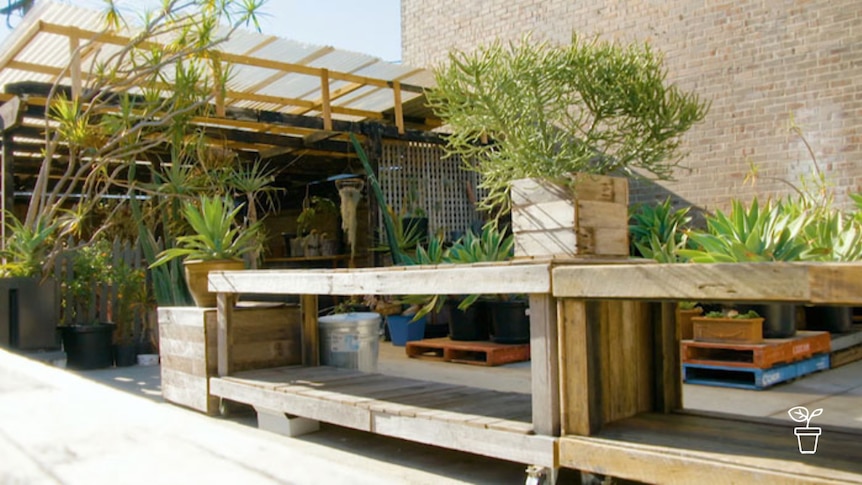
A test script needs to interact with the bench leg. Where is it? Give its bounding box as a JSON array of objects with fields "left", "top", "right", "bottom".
[{"left": 254, "top": 406, "right": 320, "bottom": 437}]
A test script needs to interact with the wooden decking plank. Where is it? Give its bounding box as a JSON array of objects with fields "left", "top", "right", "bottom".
[
  {"left": 366, "top": 386, "right": 495, "bottom": 415},
  {"left": 413, "top": 390, "right": 520, "bottom": 421},
  {"left": 486, "top": 419, "right": 535, "bottom": 434},
  {"left": 559, "top": 412, "right": 862, "bottom": 484},
  {"left": 294, "top": 377, "right": 450, "bottom": 406},
  {"left": 424, "top": 393, "right": 532, "bottom": 426}
]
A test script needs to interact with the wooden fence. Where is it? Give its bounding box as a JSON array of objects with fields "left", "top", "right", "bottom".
[{"left": 52, "top": 238, "right": 157, "bottom": 347}]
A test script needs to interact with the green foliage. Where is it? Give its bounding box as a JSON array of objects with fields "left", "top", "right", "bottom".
[
  {"left": 704, "top": 310, "right": 760, "bottom": 319},
  {"left": 400, "top": 236, "right": 450, "bottom": 320},
  {"left": 62, "top": 240, "right": 113, "bottom": 324},
  {"left": 297, "top": 196, "right": 338, "bottom": 235},
  {"left": 677, "top": 198, "right": 808, "bottom": 262},
  {"left": 678, "top": 301, "right": 699, "bottom": 310},
  {"left": 0, "top": 212, "right": 57, "bottom": 278},
  {"left": 427, "top": 34, "right": 709, "bottom": 213},
  {"left": 151, "top": 196, "right": 263, "bottom": 266},
  {"left": 629, "top": 198, "right": 692, "bottom": 263},
  {"left": 446, "top": 223, "right": 515, "bottom": 311}
]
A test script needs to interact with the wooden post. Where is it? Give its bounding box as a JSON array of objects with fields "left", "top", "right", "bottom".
[
  {"left": 393, "top": 80, "right": 404, "bottom": 134},
  {"left": 320, "top": 68, "right": 332, "bottom": 132},
  {"left": 1, "top": 131, "right": 12, "bottom": 250},
  {"left": 216, "top": 292, "right": 236, "bottom": 377},
  {"left": 69, "top": 35, "right": 81, "bottom": 102},
  {"left": 529, "top": 293, "right": 560, "bottom": 436},
  {"left": 558, "top": 299, "right": 602, "bottom": 435},
  {"left": 654, "top": 301, "right": 681, "bottom": 413},
  {"left": 300, "top": 294, "right": 319, "bottom": 366}
]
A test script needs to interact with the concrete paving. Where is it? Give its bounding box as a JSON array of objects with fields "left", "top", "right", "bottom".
[
  {"left": 0, "top": 348, "right": 577, "bottom": 484},
  {"left": 2, "top": 340, "right": 860, "bottom": 484}
]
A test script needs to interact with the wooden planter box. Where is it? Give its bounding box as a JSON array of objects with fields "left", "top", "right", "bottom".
[
  {"left": 158, "top": 302, "right": 302, "bottom": 415},
  {"left": 692, "top": 316, "right": 764, "bottom": 344},
  {"left": 510, "top": 174, "right": 629, "bottom": 258}
]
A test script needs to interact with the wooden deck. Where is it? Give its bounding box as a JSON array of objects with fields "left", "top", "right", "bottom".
[
  {"left": 559, "top": 412, "right": 862, "bottom": 484},
  {"left": 209, "top": 365, "right": 557, "bottom": 466}
]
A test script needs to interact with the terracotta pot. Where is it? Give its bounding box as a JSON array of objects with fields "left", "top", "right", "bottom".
[{"left": 183, "top": 259, "right": 245, "bottom": 307}]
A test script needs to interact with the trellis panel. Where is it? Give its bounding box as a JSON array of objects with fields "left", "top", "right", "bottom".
[{"left": 378, "top": 140, "right": 481, "bottom": 242}]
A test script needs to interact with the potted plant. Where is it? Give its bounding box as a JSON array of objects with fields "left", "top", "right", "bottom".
[
  {"left": 152, "top": 196, "right": 263, "bottom": 307},
  {"left": 691, "top": 309, "right": 764, "bottom": 344},
  {"left": 58, "top": 240, "right": 116, "bottom": 370},
  {"left": 0, "top": 212, "right": 59, "bottom": 351},
  {"left": 427, "top": 35, "right": 708, "bottom": 257},
  {"left": 111, "top": 260, "right": 150, "bottom": 367},
  {"left": 676, "top": 301, "right": 703, "bottom": 341},
  {"left": 445, "top": 223, "right": 520, "bottom": 343},
  {"left": 629, "top": 197, "right": 693, "bottom": 263}
]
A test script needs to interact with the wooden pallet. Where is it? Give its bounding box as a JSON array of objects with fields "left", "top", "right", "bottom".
[
  {"left": 683, "top": 353, "right": 830, "bottom": 390},
  {"left": 682, "top": 331, "right": 830, "bottom": 369},
  {"left": 405, "top": 338, "right": 531, "bottom": 366}
]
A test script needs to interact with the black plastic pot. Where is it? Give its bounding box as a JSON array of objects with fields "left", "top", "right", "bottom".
[
  {"left": 59, "top": 323, "right": 115, "bottom": 370},
  {"left": 447, "top": 300, "right": 488, "bottom": 341},
  {"left": 737, "top": 303, "right": 797, "bottom": 338},
  {"left": 804, "top": 306, "right": 853, "bottom": 334},
  {"left": 489, "top": 300, "right": 530, "bottom": 344},
  {"left": 114, "top": 343, "right": 137, "bottom": 367}
]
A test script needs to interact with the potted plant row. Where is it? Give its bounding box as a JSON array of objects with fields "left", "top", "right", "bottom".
[{"left": 691, "top": 309, "right": 765, "bottom": 344}]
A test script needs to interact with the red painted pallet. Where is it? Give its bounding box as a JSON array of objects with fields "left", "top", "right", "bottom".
[
  {"left": 682, "top": 331, "right": 830, "bottom": 369},
  {"left": 405, "top": 338, "right": 531, "bottom": 367}
]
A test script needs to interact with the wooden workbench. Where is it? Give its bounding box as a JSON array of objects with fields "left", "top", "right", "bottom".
[{"left": 207, "top": 261, "right": 862, "bottom": 483}]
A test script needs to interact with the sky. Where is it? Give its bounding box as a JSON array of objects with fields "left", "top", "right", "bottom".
[{"left": 0, "top": 0, "right": 402, "bottom": 62}]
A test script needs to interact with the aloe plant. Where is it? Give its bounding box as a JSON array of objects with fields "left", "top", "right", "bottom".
[
  {"left": 0, "top": 212, "right": 57, "bottom": 278},
  {"left": 629, "top": 198, "right": 692, "bottom": 263},
  {"left": 677, "top": 198, "right": 808, "bottom": 262},
  {"left": 151, "top": 196, "right": 262, "bottom": 267}
]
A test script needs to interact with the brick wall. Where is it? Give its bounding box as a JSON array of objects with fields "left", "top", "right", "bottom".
[{"left": 402, "top": 0, "right": 862, "bottom": 212}]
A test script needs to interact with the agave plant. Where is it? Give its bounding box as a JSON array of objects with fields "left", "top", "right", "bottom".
[
  {"left": 400, "top": 235, "right": 450, "bottom": 320},
  {"left": 446, "top": 223, "right": 515, "bottom": 311},
  {"left": 151, "top": 196, "right": 263, "bottom": 267},
  {"left": 677, "top": 198, "right": 808, "bottom": 262},
  {"left": 800, "top": 208, "right": 862, "bottom": 262},
  {"left": 629, "top": 197, "right": 692, "bottom": 263}
]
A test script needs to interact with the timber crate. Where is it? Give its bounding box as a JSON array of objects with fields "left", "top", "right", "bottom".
[
  {"left": 510, "top": 174, "right": 629, "bottom": 258},
  {"left": 405, "top": 338, "right": 530, "bottom": 366},
  {"left": 682, "top": 331, "right": 830, "bottom": 369},
  {"left": 158, "top": 302, "right": 302, "bottom": 415},
  {"left": 683, "top": 353, "right": 830, "bottom": 390},
  {"left": 692, "top": 316, "right": 764, "bottom": 344}
]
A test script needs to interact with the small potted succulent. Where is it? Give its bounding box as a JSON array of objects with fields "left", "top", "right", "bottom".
[{"left": 152, "top": 196, "right": 263, "bottom": 307}]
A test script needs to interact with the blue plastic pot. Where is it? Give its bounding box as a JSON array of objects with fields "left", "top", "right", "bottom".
[{"left": 387, "top": 315, "right": 426, "bottom": 346}]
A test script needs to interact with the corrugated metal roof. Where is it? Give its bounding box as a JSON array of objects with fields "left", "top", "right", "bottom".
[{"left": 0, "top": 1, "right": 438, "bottom": 129}]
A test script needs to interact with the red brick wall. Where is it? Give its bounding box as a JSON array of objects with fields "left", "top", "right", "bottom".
[{"left": 402, "top": 0, "right": 862, "bottom": 211}]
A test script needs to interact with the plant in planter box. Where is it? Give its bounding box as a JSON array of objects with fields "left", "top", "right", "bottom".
[
  {"left": 692, "top": 309, "right": 764, "bottom": 344},
  {"left": 0, "top": 213, "right": 60, "bottom": 350},
  {"left": 676, "top": 301, "right": 703, "bottom": 341},
  {"left": 427, "top": 34, "right": 708, "bottom": 257},
  {"left": 152, "top": 196, "right": 263, "bottom": 307}
]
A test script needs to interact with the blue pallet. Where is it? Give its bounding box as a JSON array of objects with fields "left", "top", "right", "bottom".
[{"left": 683, "top": 354, "right": 830, "bottom": 390}]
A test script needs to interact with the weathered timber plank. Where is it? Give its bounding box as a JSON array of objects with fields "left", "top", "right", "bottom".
[
  {"left": 210, "top": 377, "right": 371, "bottom": 430},
  {"left": 632, "top": 302, "right": 654, "bottom": 414},
  {"left": 216, "top": 293, "right": 236, "bottom": 377},
  {"left": 300, "top": 294, "right": 319, "bottom": 366},
  {"left": 161, "top": 368, "right": 217, "bottom": 415},
  {"left": 558, "top": 299, "right": 603, "bottom": 435},
  {"left": 371, "top": 412, "right": 557, "bottom": 468},
  {"left": 553, "top": 263, "right": 811, "bottom": 301},
  {"left": 529, "top": 294, "right": 560, "bottom": 436},
  {"left": 809, "top": 264, "right": 862, "bottom": 305},
  {"left": 209, "top": 263, "right": 551, "bottom": 296},
  {"left": 159, "top": 353, "right": 209, "bottom": 377},
  {"left": 559, "top": 413, "right": 862, "bottom": 485},
  {"left": 159, "top": 337, "right": 206, "bottom": 361}
]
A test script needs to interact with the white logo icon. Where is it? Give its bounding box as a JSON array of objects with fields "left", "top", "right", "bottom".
[{"left": 788, "top": 406, "right": 823, "bottom": 454}]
